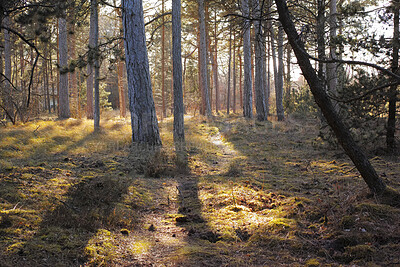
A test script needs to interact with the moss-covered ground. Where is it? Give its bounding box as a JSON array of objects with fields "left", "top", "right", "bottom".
[{"left": 0, "top": 114, "right": 399, "bottom": 266}]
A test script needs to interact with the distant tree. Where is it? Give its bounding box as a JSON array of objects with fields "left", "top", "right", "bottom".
[{"left": 123, "top": 0, "right": 161, "bottom": 145}]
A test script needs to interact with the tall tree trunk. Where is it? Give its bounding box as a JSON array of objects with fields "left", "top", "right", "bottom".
[
  {"left": 3, "top": 15, "right": 14, "bottom": 121},
  {"left": 254, "top": 0, "right": 268, "bottom": 121},
  {"left": 233, "top": 32, "right": 237, "bottom": 113},
  {"left": 198, "top": 0, "right": 212, "bottom": 117},
  {"left": 227, "top": 27, "right": 232, "bottom": 114},
  {"left": 387, "top": 0, "right": 399, "bottom": 153},
  {"left": 173, "top": 0, "right": 185, "bottom": 143},
  {"left": 197, "top": 30, "right": 205, "bottom": 115},
  {"left": 285, "top": 45, "right": 291, "bottom": 104},
  {"left": 44, "top": 44, "right": 51, "bottom": 114},
  {"left": 327, "top": 0, "right": 338, "bottom": 108},
  {"left": 92, "top": 0, "right": 100, "bottom": 130},
  {"left": 239, "top": 42, "right": 243, "bottom": 110},
  {"left": 68, "top": 6, "right": 77, "bottom": 117},
  {"left": 116, "top": 3, "right": 126, "bottom": 118},
  {"left": 276, "top": 23, "right": 285, "bottom": 121},
  {"left": 86, "top": 15, "right": 94, "bottom": 119},
  {"left": 213, "top": 9, "right": 219, "bottom": 113},
  {"left": 123, "top": 0, "right": 161, "bottom": 145},
  {"left": 317, "top": 0, "right": 326, "bottom": 80},
  {"left": 242, "top": 0, "right": 253, "bottom": 118},
  {"left": 58, "top": 16, "right": 71, "bottom": 119},
  {"left": 161, "top": 0, "right": 166, "bottom": 119},
  {"left": 275, "top": 0, "right": 387, "bottom": 194}
]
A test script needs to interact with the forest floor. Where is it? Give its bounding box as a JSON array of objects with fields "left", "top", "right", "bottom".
[{"left": 0, "top": 113, "right": 400, "bottom": 266}]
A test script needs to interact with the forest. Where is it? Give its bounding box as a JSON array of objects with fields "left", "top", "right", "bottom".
[{"left": 0, "top": 0, "right": 400, "bottom": 266}]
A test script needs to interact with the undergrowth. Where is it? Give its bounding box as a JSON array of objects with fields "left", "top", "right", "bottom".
[{"left": 0, "top": 114, "right": 399, "bottom": 266}]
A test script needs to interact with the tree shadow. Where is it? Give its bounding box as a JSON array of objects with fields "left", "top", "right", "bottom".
[{"left": 8, "top": 168, "right": 139, "bottom": 266}]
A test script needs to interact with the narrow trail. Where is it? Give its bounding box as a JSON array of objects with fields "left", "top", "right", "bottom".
[{"left": 120, "top": 123, "right": 239, "bottom": 266}]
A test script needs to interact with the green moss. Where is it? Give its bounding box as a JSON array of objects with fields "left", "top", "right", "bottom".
[{"left": 305, "top": 258, "right": 320, "bottom": 267}]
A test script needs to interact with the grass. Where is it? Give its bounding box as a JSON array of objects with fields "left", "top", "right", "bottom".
[{"left": 0, "top": 113, "right": 399, "bottom": 266}]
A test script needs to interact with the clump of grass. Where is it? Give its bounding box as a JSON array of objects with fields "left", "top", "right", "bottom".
[{"left": 225, "top": 160, "right": 243, "bottom": 177}]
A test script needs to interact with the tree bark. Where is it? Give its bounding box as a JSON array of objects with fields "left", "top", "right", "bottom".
[
  {"left": 242, "top": 0, "right": 253, "bottom": 118},
  {"left": 173, "top": 0, "right": 185, "bottom": 143},
  {"left": 68, "top": 6, "right": 77, "bottom": 117},
  {"left": 92, "top": 0, "right": 100, "bottom": 130},
  {"left": 3, "top": 15, "right": 14, "bottom": 120},
  {"left": 254, "top": 0, "right": 268, "bottom": 121},
  {"left": 161, "top": 0, "right": 166, "bottom": 119},
  {"left": 123, "top": 0, "right": 161, "bottom": 145},
  {"left": 387, "top": 0, "right": 399, "bottom": 153},
  {"left": 276, "top": 23, "right": 285, "bottom": 121},
  {"left": 233, "top": 32, "right": 237, "bottom": 113},
  {"left": 198, "top": 0, "right": 212, "bottom": 117},
  {"left": 116, "top": 3, "right": 126, "bottom": 118},
  {"left": 327, "top": 0, "right": 338, "bottom": 107},
  {"left": 58, "top": 16, "right": 71, "bottom": 119},
  {"left": 227, "top": 28, "right": 232, "bottom": 114},
  {"left": 275, "top": 0, "right": 387, "bottom": 194},
  {"left": 213, "top": 9, "right": 219, "bottom": 113}
]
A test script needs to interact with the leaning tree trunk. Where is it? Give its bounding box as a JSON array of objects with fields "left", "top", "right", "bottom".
[
  {"left": 58, "top": 16, "right": 71, "bottom": 119},
  {"left": 241, "top": 0, "right": 253, "bottom": 118},
  {"left": 254, "top": 0, "right": 268, "bottom": 121},
  {"left": 173, "top": 0, "right": 185, "bottom": 143},
  {"left": 123, "top": 0, "right": 161, "bottom": 145},
  {"left": 198, "top": 0, "right": 212, "bottom": 117},
  {"left": 275, "top": 0, "right": 387, "bottom": 194},
  {"left": 387, "top": 0, "right": 399, "bottom": 153}
]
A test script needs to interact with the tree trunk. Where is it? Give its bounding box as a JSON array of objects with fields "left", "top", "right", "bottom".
[
  {"left": 327, "top": 0, "right": 338, "bottom": 107},
  {"left": 86, "top": 18, "right": 94, "bottom": 119},
  {"left": 68, "top": 7, "right": 77, "bottom": 117},
  {"left": 116, "top": 3, "right": 126, "bottom": 118},
  {"left": 123, "top": 0, "right": 161, "bottom": 145},
  {"left": 172, "top": 0, "right": 185, "bottom": 143},
  {"left": 317, "top": 0, "right": 326, "bottom": 80},
  {"left": 58, "top": 16, "right": 71, "bottom": 119},
  {"left": 387, "top": 0, "right": 399, "bottom": 153},
  {"left": 198, "top": 0, "right": 212, "bottom": 117},
  {"left": 239, "top": 40, "right": 243, "bottom": 110},
  {"left": 161, "top": 0, "right": 166, "bottom": 119},
  {"left": 276, "top": 23, "right": 285, "bottom": 121},
  {"left": 241, "top": 0, "right": 253, "bottom": 118},
  {"left": 254, "top": 0, "right": 268, "bottom": 121},
  {"left": 213, "top": 9, "right": 219, "bottom": 113},
  {"left": 233, "top": 32, "right": 237, "bottom": 113},
  {"left": 275, "top": 0, "right": 387, "bottom": 194},
  {"left": 227, "top": 28, "right": 232, "bottom": 115},
  {"left": 91, "top": 0, "right": 100, "bottom": 130},
  {"left": 3, "top": 15, "right": 14, "bottom": 120}
]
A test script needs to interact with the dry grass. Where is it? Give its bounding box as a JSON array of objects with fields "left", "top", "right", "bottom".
[{"left": 0, "top": 114, "right": 399, "bottom": 266}]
